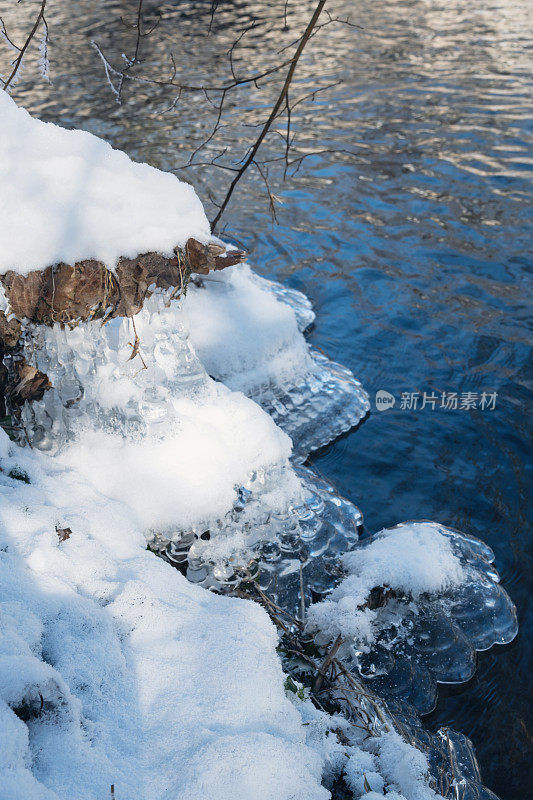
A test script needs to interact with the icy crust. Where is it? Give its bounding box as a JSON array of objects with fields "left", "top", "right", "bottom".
[
  {"left": 289, "top": 695, "right": 449, "bottom": 800},
  {"left": 306, "top": 522, "right": 518, "bottom": 715},
  {"left": 0, "top": 430, "right": 328, "bottom": 800},
  {"left": 0, "top": 91, "right": 210, "bottom": 276},
  {"left": 185, "top": 265, "right": 370, "bottom": 458},
  {"left": 159, "top": 464, "right": 363, "bottom": 596},
  {"left": 297, "top": 688, "right": 503, "bottom": 800},
  {"left": 377, "top": 702, "right": 502, "bottom": 800},
  {"left": 261, "top": 348, "right": 370, "bottom": 462}
]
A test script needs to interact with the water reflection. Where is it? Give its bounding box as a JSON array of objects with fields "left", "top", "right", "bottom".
[{"left": 3, "top": 0, "right": 532, "bottom": 797}]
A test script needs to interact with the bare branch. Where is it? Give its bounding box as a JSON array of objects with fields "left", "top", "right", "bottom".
[
  {"left": 1, "top": 0, "right": 47, "bottom": 91},
  {"left": 211, "top": 0, "right": 328, "bottom": 231},
  {"left": 0, "top": 16, "right": 21, "bottom": 52}
]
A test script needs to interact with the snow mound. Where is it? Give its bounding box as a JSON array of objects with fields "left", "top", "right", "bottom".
[
  {"left": 306, "top": 522, "right": 518, "bottom": 714},
  {"left": 0, "top": 429, "right": 328, "bottom": 800},
  {"left": 185, "top": 265, "right": 369, "bottom": 459},
  {"left": 0, "top": 90, "right": 210, "bottom": 275}
]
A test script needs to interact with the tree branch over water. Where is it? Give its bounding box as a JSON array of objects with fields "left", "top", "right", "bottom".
[
  {"left": 89, "top": 0, "right": 362, "bottom": 229},
  {"left": 210, "top": 0, "right": 327, "bottom": 230},
  {"left": 2, "top": 1, "right": 360, "bottom": 231},
  {"left": 1, "top": 0, "right": 48, "bottom": 91}
]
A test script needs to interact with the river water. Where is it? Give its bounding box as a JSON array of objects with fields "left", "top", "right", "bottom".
[{"left": 3, "top": 0, "right": 532, "bottom": 797}]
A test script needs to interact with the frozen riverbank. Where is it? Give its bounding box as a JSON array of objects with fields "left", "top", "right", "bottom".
[{"left": 0, "top": 92, "right": 518, "bottom": 800}]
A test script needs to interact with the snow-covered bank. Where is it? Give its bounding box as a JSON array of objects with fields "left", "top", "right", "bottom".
[
  {"left": 0, "top": 427, "right": 509, "bottom": 800},
  {"left": 0, "top": 430, "right": 328, "bottom": 800}
]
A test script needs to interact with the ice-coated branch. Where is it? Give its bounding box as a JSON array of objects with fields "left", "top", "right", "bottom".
[{"left": 1, "top": 0, "right": 47, "bottom": 91}]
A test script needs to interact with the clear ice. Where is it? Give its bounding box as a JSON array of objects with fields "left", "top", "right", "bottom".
[{"left": 308, "top": 522, "right": 518, "bottom": 716}]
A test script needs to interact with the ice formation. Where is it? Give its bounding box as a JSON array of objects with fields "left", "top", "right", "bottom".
[
  {"left": 0, "top": 94, "right": 518, "bottom": 800},
  {"left": 251, "top": 271, "right": 316, "bottom": 333},
  {"left": 185, "top": 265, "right": 370, "bottom": 459},
  {"left": 12, "top": 290, "right": 365, "bottom": 584},
  {"left": 4, "top": 282, "right": 515, "bottom": 797},
  {"left": 306, "top": 522, "right": 518, "bottom": 714},
  {"left": 0, "top": 90, "right": 210, "bottom": 275}
]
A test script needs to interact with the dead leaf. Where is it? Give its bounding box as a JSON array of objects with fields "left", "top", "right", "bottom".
[{"left": 56, "top": 526, "right": 72, "bottom": 543}]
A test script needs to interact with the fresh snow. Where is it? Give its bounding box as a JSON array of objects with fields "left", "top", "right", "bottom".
[
  {"left": 184, "top": 265, "right": 370, "bottom": 459},
  {"left": 0, "top": 429, "right": 328, "bottom": 800},
  {"left": 0, "top": 90, "right": 211, "bottom": 275},
  {"left": 307, "top": 523, "right": 465, "bottom": 647},
  {"left": 185, "top": 265, "right": 314, "bottom": 395}
]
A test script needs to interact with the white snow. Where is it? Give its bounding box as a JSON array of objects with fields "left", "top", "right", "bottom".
[
  {"left": 185, "top": 265, "right": 313, "bottom": 395},
  {"left": 0, "top": 90, "right": 211, "bottom": 276},
  {"left": 291, "top": 692, "right": 444, "bottom": 800},
  {"left": 55, "top": 392, "right": 296, "bottom": 533},
  {"left": 184, "top": 265, "right": 370, "bottom": 460},
  {"left": 306, "top": 523, "right": 465, "bottom": 647},
  {"left": 0, "top": 428, "right": 328, "bottom": 800}
]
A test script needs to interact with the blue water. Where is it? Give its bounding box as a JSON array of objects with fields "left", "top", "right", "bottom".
[{"left": 6, "top": 0, "right": 532, "bottom": 796}]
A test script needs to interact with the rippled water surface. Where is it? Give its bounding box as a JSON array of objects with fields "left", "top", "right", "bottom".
[{"left": 3, "top": 0, "right": 532, "bottom": 797}]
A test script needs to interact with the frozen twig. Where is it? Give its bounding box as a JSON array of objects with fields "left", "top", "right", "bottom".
[{"left": 1, "top": 0, "right": 48, "bottom": 91}]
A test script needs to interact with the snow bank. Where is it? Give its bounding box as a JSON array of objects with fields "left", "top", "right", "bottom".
[
  {"left": 0, "top": 90, "right": 210, "bottom": 275},
  {"left": 0, "top": 429, "right": 328, "bottom": 800}
]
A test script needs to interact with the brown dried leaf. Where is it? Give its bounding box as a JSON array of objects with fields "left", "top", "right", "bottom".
[{"left": 56, "top": 526, "right": 72, "bottom": 543}]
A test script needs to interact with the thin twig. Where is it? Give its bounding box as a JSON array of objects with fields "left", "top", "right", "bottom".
[
  {"left": 1, "top": 0, "right": 47, "bottom": 90},
  {"left": 210, "top": 0, "right": 327, "bottom": 230},
  {"left": 312, "top": 634, "right": 343, "bottom": 693}
]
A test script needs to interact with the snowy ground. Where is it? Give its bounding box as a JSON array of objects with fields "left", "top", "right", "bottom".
[{"left": 1, "top": 430, "right": 449, "bottom": 800}]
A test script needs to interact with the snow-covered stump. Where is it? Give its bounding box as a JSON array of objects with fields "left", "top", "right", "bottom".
[
  {"left": 0, "top": 240, "right": 244, "bottom": 416},
  {"left": 0, "top": 89, "right": 366, "bottom": 599}
]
